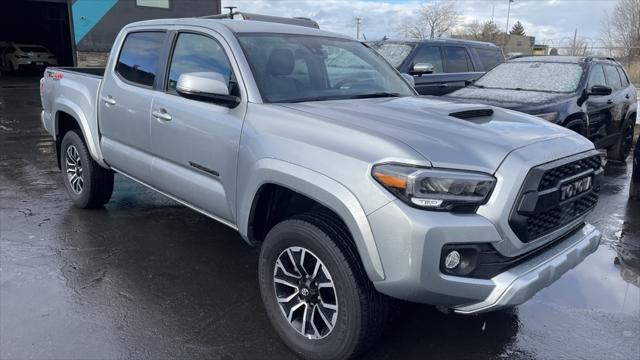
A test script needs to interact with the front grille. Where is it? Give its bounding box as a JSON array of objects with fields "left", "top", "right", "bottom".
[
  {"left": 526, "top": 191, "right": 598, "bottom": 239},
  {"left": 509, "top": 152, "right": 602, "bottom": 243},
  {"left": 539, "top": 155, "right": 601, "bottom": 191}
]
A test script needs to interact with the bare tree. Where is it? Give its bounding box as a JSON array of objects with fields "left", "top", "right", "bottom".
[
  {"left": 398, "top": 1, "right": 460, "bottom": 40},
  {"left": 463, "top": 19, "right": 502, "bottom": 44},
  {"left": 610, "top": 0, "right": 640, "bottom": 58}
]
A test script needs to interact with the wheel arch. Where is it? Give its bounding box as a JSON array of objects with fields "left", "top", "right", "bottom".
[
  {"left": 238, "top": 158, "right": 386, "bottom": 281},
  {"left": 563, "top": 112, "right": 588, "bottom": 136},
  {"left": 53, "top": 99, "right": 107, "bottom": 168}
]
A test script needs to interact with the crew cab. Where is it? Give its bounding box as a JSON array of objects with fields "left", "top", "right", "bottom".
[
  {"left": 41, "top": 18, "right": 602, "bottom": 360},
  {"left": 446, "top": 56, "right": 638, "bottom": 161},
  {"left": 368, "top": 38, "right": 504, "bottom": 96}
]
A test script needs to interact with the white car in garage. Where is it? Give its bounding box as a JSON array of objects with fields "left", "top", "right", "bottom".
[{"left": 0, "top": 42, "right": 58, "bottom": 71}]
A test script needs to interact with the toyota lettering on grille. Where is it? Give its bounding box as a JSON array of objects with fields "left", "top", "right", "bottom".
[{"left": 560, "top": 176, "right": 592, "bottom": 201}]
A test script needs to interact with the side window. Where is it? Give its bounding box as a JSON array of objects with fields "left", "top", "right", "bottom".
[
  {"left": 411, "top": 46, "right": 443, "bottom": 73},
  {"left": 116, "top": 32, "right": 165, "bottom": 87},
  {"left": 588, "top": 65, "right": 606, "bottom": 87},
  {"left": 617, "top": 67, "right": 630, "bottom": 87},
  {"left": 603, "top": 65, "right": 622, "bottom": 90},
  {"left": 443, "top": 46, "right": 473, "bottom": 73},
  {"left": 475, "top": 48, "right": 503, "bottom": 71},
  {"left": 167, "top": 33, "right": 233, "bottom": 93}
]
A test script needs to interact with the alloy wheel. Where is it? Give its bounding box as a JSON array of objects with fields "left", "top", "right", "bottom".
[
  {"left": 273, "top": 246, "right": 338, "bottom": 340},
  {"left": 65, "top": 145, "right": 83, "bottom": 194}
]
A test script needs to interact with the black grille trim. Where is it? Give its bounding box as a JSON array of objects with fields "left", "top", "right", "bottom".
[{"left": 509, "top": 151, "right": 603, "bottom": 243}]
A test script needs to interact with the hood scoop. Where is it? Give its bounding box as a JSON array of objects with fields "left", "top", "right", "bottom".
[{"left": 449, "top": 108, "right": 493, "bottom": 120}]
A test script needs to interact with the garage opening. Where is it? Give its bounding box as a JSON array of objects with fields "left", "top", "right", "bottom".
[{"left": 1, "top": 0, "right": 74, "bottom": 69}]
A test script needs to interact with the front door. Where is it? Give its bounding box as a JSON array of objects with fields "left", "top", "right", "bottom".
[
  {"left": 149, "top": 30, "right": 246, "bottom": 224},
  {"left": 585, "top": 64, "right": 615, "bottom": 144}
]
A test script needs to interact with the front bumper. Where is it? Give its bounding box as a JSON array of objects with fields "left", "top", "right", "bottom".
[{"left": 368, "top": 198, "right": 601, "bottom": 314}]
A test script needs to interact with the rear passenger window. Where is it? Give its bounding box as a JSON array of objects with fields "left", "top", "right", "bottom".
[
  {"left": 603, "top": 65, "right": 622, "bottom": 90},
  {"left": 167, "top": 33, "right": 232, "bottom": 93},
  {"left": 588, "top": 65, "right": 606, "bottom": 87},
  {"left": 412, "top": 46, "right": 443, "bottom": 73},
  {"left": 617, "top": 67, "right": 630, "bottom": 87},
  {"left": 116, "top": 32, "right": 165, "bottom": 87},
  {"left": 475, "top": 48, "right": 503, "bottom": 71},
  {"left": 443, "top": 46, "right": 473, "bottom": 73}
]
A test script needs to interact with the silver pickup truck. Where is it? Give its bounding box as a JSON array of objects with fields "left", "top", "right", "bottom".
[{"left": 41, "top": 18, "right": 603, "bottom": 360}]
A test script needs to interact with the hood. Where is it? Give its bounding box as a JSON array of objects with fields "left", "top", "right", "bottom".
[
  {"left": 446, "top": 87, "right": 573, "bottom": 109},
  {"left": 280, "top": 96, "right": 576, "bottom": 173}
]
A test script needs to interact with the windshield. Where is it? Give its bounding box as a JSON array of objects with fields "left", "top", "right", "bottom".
[
  {"left": 368, "top": 42, "right": 415, "bottom": 68},
  {"left": 475, "top": 62, "right": 584, "bottom": 93},
  {"left": 237, "top": 34, "right": 414, "bottom": 103}
]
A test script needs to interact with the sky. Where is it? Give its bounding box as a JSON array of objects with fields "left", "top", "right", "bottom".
[{"left": 220, "top": 0, "right": 619, "bottom": 46}]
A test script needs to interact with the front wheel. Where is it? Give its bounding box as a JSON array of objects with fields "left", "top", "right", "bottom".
[
  {"left": 258, "top": 213, "right": 389, "bottom": 360},
  {"left": 60, "top": 130, "right": 114, "bottom": 208}
]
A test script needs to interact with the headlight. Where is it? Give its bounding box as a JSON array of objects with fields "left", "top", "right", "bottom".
[
  {"left": 534, "top": 112, "right": 558, "bottom": 122},
  {"left": 372, "top": 164, "right": 496, "bottom": 212}
]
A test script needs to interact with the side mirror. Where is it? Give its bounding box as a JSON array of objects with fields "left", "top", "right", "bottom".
[
  {"left": 587, "top": 85, "right": 612, "bottom": 96},
  {"left": 176, "top": 72, "right": 239, "bottom": 107},
  {"left": 401, "top": 73, "right": 415, "bottom": 87},
  {"left": 410, "top": 62, "right": 434, "bottom": 75}
]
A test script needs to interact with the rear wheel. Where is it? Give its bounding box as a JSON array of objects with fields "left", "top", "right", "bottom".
[
  {"left": 60, "top": 130, "right": 114, "bottom": 208},
  {"left": 258, "top": 213, "right": 389, "bottom": 360},
  {"left": 608, "top": 120, "right": 635, "bottom": 161}
]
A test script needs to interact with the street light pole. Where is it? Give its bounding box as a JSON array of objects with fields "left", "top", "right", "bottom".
[
  {"left": 505, "top": 0, "right": 513, "bottom": 35},
  {"left": 355, "top": 17, "right": 361, "bottom": 40}
]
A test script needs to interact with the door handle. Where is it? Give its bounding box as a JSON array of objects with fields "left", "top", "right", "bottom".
[
  {"left": 101, "top": 95, "right": 116, "bottom": 106},
  {"left": 606, "top": 100, "right": 613, "bottom": 104},
  {"left": 625, "top": 94, "right": 630, "bottom": 99},
  {"left": 152, "top": 109, "right": 172, "bottom": 121}
]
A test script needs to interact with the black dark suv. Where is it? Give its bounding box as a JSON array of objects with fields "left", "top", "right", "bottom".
[
  {"left": 446, "top": 56, "right": 638, "bottom": 161},
  {"left": 368, "top": 38, "right": 504, "bottom": 96}
]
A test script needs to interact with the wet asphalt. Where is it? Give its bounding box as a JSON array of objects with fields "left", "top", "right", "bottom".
[{"left": 0, "top": 74, "right": 638, "bottom": 360}]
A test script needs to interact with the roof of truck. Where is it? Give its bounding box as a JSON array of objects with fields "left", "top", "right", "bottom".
[{"left": 126, "top": 18, "right": 351, "bottom": 40}]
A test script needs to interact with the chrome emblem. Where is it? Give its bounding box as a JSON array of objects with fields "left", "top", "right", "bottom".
[{"left": 560, "top": 177, "right": 592, "bottom": 201}]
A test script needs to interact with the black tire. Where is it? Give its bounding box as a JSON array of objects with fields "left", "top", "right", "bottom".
[
  {"left": 258, "top": 213, "right": 389, "bottom": 360},
  {"left": 60, "top": 129, "right": 114, "bottom": 208},
  {"left": 608, "top": 119, "right": 635, "bottom": 161}
]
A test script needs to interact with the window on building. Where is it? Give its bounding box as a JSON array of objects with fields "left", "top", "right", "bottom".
[
  {"left": 167, "top": 33, "right": 233, "bottom": 93},
  {"left": 116, "top": 31, "right": 165, "bottom": 87},
  {"left": 136, "top": 0, "right": 170, "bottom": 9},
  {"left": 443, "top": 46, "right": 473, "bottom": 73}
]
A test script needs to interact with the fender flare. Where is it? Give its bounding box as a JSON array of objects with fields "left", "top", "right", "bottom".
[
  {"left": 53, "top": 98, "right": 107, "bottom": 167},
  {"left": 237, "top": 158, "right": 386, "bottom": 281}
]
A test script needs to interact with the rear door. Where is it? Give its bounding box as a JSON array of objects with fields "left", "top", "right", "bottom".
[
  {"left": 149, "top": 28, "right": 246, "bottom": 224},
  {"left": 585, "top": 64, "right": 615, "bottom": 144},
  {"left": 99, "top": 30, "right": 167, "bottom": 181}
]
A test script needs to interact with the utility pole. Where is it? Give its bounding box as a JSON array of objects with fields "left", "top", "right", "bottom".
[
  {"left": 572, "top": 28, "right": 577, "bottom": 56},
  {"left": 505, "top": 0, "right": 513, "bottom": 34},
  {"left": 355, "top": 17, "right": 361, "bottom": 40}
]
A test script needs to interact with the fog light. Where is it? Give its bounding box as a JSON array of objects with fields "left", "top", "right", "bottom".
[{"left": 444, "top": 250, "right": 461, "bottom": 269}]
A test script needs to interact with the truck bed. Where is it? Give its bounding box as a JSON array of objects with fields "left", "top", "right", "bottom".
[
  {"left": 41, "top": 66, "right": 105, "bottom": 165},
  {"left": 49, "top": 67, "right": 105, "bottom": 78}
]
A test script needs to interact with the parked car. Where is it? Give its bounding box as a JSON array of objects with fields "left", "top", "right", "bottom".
[
  {"left": 631, "top": 139, "right": 639, "bottom": 200},
  {"left": 368, "top": 38, "right": 504, "bottom": 96},
  {"left": 41, "top": 18, "right": 603, "bottom": 360},
  {"left": 446, "top": 56, "right": 638, "bottom": 161},
  {"left": 0, "top": 42, "right": 58, "bottom": 72}
]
